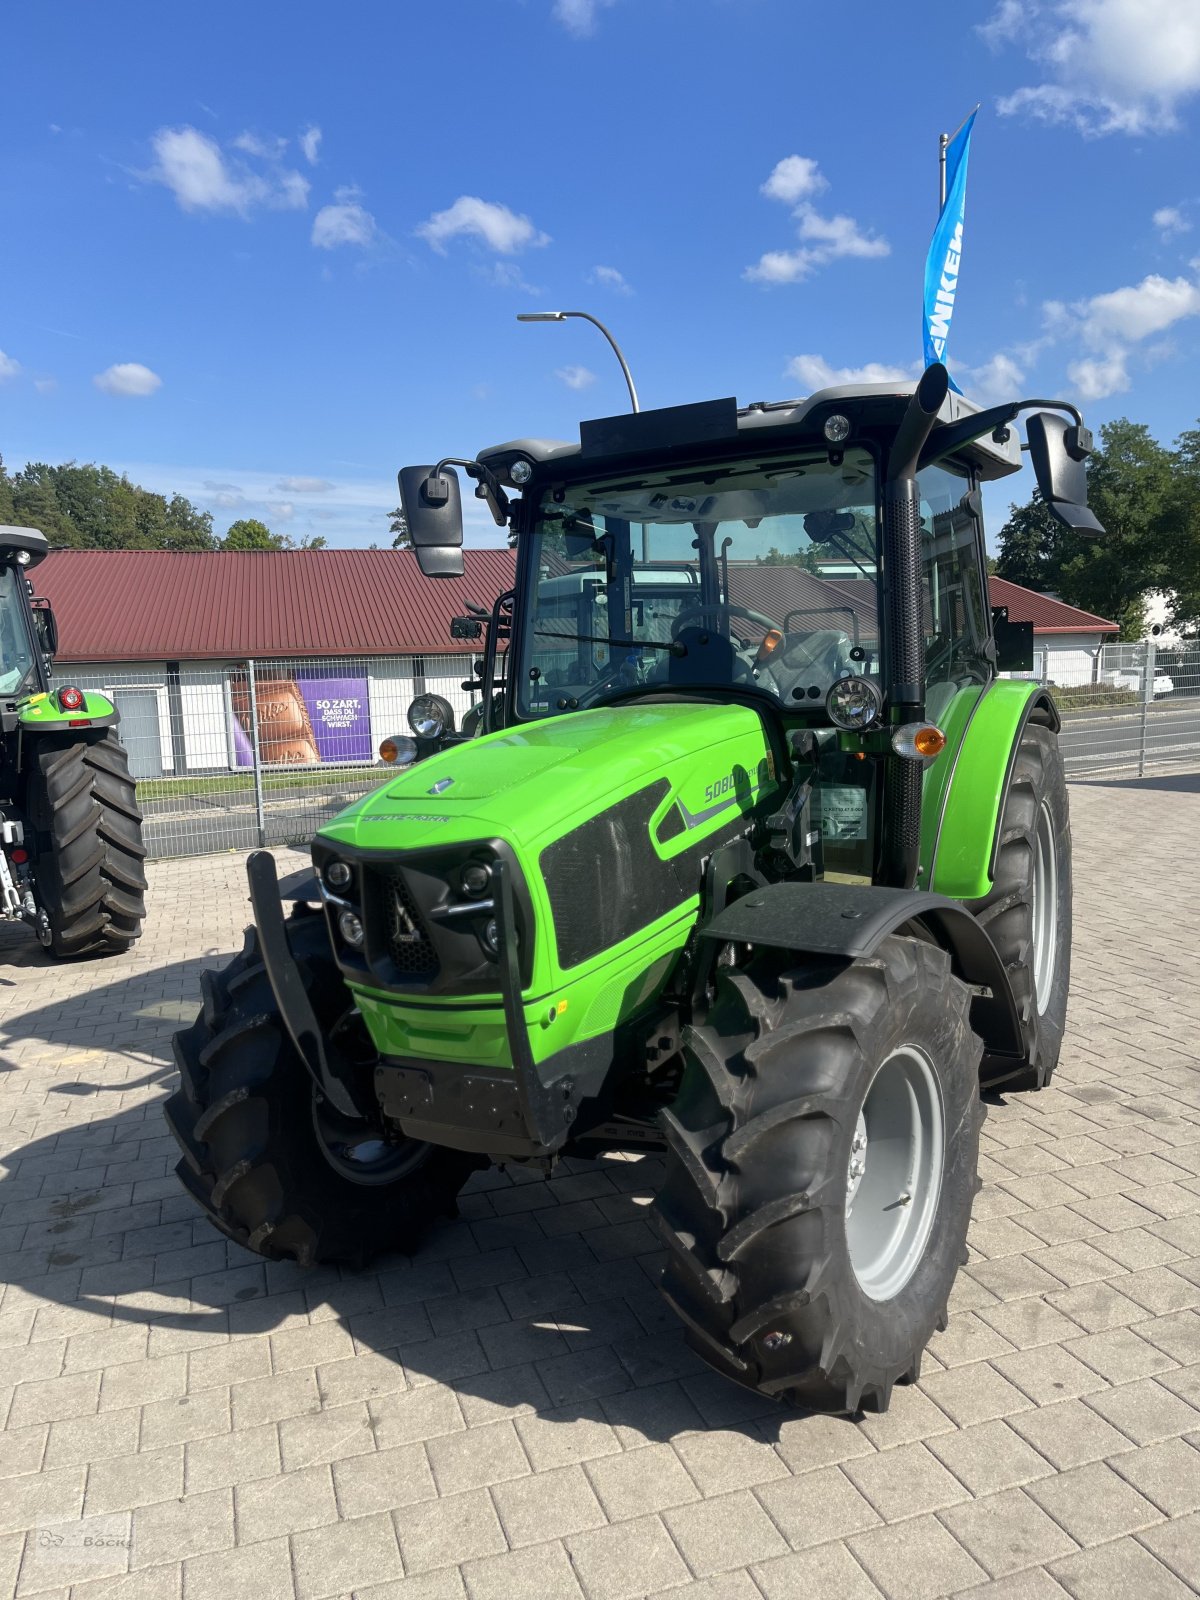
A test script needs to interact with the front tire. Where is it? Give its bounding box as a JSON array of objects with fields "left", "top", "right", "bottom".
[
  {"left": 969, "top": 722, "right": 1071, "bottom": 1092},
  {"left": 164, "top": 913, "right": 481, "bottom": 1265},
  {"left": 28, "top": 730, "right": 147, "bottom": 957},
  {"left": 653, "top": 936, "right": 984, "bottom": 1413}
]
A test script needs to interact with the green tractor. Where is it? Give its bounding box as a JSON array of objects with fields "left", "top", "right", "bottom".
[
  {"left": 167, "top": 362, "right": 1100, "bottom": 1411},
  {"left": 0, "top": 526, "right": 147, "bottom": 956}
]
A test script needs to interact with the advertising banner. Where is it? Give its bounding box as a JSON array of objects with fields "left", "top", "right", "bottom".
[{"left": 230, "top": 668, "right": 371, "bottom": 766}]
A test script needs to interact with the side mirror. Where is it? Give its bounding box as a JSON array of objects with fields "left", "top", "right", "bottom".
[
  {"left": 31, "top": 598, "right": 58, "bottom": 658},
  {"left": 397, "top": 466, "right": 465, "bottom": 578},
  {"left": 1027, "top": 413, "right": 1104, "bottom": 535},
  {"left": 450, "top": 615, "right": 483, "bottom": 640}
]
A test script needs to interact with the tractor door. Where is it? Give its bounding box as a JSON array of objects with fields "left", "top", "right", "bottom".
[{"left": 915, "top": 462, "right": 993, "bottom": 724}]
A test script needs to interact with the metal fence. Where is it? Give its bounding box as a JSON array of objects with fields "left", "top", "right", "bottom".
[
  {"left": 1019, "top": 641, "right": 1200, "bottom": 778},
  {"left": 64, "top": 641, "right": 1200, "bottom": 861},
  {"left": 63, "top": 653, "right": 480, "bottom": 859}
]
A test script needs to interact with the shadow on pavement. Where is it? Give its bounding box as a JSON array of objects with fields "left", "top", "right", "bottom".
[
  {"left": 0, "top": 961, "right": 819, "bottom": 1448},
  {"left": 1075, "top": 770, "right": 1200, "bottom": 794}
]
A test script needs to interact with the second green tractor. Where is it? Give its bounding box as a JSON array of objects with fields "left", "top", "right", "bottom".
[{"left": 168, "top": 361, "right": 1097, "bottom": 1412}]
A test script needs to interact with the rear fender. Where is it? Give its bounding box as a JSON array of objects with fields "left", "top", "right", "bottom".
[
  {"left": 700, "top": 879, "right": 1024, "bottom": 1074},
  {"left": 923, "top": 681, "right": 1058, "bottom": 901},
  {"left": 18, "top": 689, "right": 119, "bottom": 733}
]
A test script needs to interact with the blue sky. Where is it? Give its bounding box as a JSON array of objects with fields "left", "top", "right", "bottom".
[{"left": 1, "top": 0, "right": 1198, "bottom": 549}]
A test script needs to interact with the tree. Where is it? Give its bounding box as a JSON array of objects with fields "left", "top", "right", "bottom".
[
  {"left": 223, "top": 518, "right": 286, "bottom": 551},
  {"left": 995, "top": 418, "right": 1181, "bottom": 641},
  {"left": 0, "top": 457, "right": 215, "bottom": 550},
  {"left": 388, "top": 507, "right": 410, "bottom": 549}
]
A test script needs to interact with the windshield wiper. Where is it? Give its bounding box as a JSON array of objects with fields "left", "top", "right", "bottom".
[{"left": 534, "top": 628, "right": 687, "bottom": 658}]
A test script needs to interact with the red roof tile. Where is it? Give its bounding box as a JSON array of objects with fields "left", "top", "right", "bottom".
[
  {"left": 35, "top": 549, "right": 1117, "bottom": 664},
  {"left": 988, "top": 578, "right": 1118, "bottom": 635},
  {"left": 38, "top": 548, "right": 518, "bottom": 664}
]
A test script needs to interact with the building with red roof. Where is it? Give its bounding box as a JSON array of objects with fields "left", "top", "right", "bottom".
[{"left": 34, "top": 547, "right": 1117, "bottom": 778}]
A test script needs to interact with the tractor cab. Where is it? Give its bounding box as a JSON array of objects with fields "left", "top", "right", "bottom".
[{"left": 0, "top": 527, "right": 53, "bottom": 716}]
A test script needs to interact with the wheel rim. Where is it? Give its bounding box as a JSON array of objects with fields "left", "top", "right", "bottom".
[
  {"left": 846, "top": 1045, "right": 945, "bottom": 1302},
  {"left": 1031, "top": 800, "right": 1059, "bottom": 1015},
  {"left": 312, "top": 1097, "right": 430, "bottom": 1187},
  {"left": 310, "top": 1006, "right": 430, "bottom": 1187}
]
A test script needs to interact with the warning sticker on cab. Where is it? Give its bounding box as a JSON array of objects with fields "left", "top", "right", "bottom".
[{"left": 818, "top": 785, "right": 868, "bottom": 841}]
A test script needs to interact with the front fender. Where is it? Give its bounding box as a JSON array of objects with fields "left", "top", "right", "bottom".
[
  {"left": 923, "top": 680, "right": 1058, "bottom": 901},
  {"left": 701, "top": 878, "right": 1024, "bottom": 1071}
]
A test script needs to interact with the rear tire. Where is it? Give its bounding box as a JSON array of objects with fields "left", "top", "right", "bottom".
[
  {"left": 969, "top": 723, "right": 1071, "bottom": 1092},
  {"left": 653, "top": 936, "right": 984, "bottom": 1413},
  {"left": 27, "top": 730, "right": 147, "bottom": 957},
  {"left": 164, "top": 913, "right": 481, "bottom": 1265}
]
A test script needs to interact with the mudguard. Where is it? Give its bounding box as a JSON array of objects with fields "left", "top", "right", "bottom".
[
  {"left": 18, "top": 688, "right": 119, "bottom": 733},
  {"left": 700, "top": 879, "right": 1024, "bottom": 1073},
  {"left": 922, "top": 680, "right": 1059, "bottom": 901}
]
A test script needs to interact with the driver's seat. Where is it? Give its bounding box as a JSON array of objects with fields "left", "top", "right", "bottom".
[
  {"left": 782, "top": 628, "right": 852, "bottom": 689},
  {"left": 668, "top": 626, "right": 741, "bottom": 687}
]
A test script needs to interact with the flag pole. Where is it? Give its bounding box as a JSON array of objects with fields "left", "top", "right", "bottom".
[{"left": 939, "top": 131, "right": 949, "bottom": 210}]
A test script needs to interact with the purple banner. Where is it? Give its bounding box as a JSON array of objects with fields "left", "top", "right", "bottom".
[{"left": 230, "top": 669, "right": 372, "bottom": 766}]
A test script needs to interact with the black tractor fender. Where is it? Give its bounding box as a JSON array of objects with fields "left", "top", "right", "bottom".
[{"left": 699, "top": 879, "right": 1024, "bottom": 1079}]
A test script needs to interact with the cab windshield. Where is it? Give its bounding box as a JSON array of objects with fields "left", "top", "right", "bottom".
[
  {"left": 0, "top": 567, "right": 38, "bottom": 698},
  {"left": 518, "top": 448, "right": 880, "bottom": 717}
]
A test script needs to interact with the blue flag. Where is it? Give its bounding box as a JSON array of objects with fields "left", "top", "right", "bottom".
[{"left": 923, "top": 109, "right": 977, "bottom": 375}]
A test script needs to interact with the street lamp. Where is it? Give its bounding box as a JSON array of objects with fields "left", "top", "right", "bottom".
[{"left": 516, "top": 310, "right": 640, "bottom": 413}]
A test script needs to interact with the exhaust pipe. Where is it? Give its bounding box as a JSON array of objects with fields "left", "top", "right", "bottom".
[{"left": 879, "top": 363, "right": 949, "bottom": 889}]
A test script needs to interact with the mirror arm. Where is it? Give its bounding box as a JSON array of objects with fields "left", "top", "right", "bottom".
[
  {"left": 431, "top": 457, "right": 511, "bottom": 529},
  {"left": 917, "top": 399, "right": 1093, "bottom": 472}
]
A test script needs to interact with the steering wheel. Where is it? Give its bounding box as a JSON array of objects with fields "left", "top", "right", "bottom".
[{"left": 669, "top": 604, "right": 782, "bottom": 650}]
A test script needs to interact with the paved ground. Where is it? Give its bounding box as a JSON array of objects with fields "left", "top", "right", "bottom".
[{"left": 2, "top": 774, "right": 1200, "bottom": 1599}]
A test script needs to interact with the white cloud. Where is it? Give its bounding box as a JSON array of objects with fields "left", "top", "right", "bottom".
[
  {"left": 148, "top": 125, "right": 309, "bottom": 215},
  {"left": 747, "top": 162, "right": 888, "bottom": 285},
  {"left": 275, "top": 476, "right": 334, "bottom": 493},
  {"left": 34, "top": 377, "right": 57, "bottom": 395},
  {"left": 1153, "top": 205, "right": 1190, "bottom": 236},
  {"left": 93, "top": 362, "right": 162, "bottom": 398},
  {"left": 984, "top": 0, "right": 1200, "bottom": 136},
  {"left": 795, "top": 208, "right": 889, "bottom": 259},
  {"left": 300, "top": 125, "right": 322, "bottom": 165},
  {"left": 1067, "top": 352, "right": 1131, "bottom": 398},
  {"left": 312, "top": 189, "right": 376, "bottom": 249},
  {"left": 1043, "top": 270, "right": 1200, "bottom": 398},
  {"left": 266, "top": 501, "right": 296, "bottom": 521},
  {"left": 761, "top": 155, "right": 828, "bottom": 204},
  {"left": 1078, "top": 273, "right": 1200, "bottom": 343},
  {"left": 786, "top": 354, "right": 913, "bottom": 389},
  {"left": 416, "top": 195, "right": 549, "bottom": 255},
  {"left": 553, "top": 0, "right": 616, "bottom": 36},
  {"left": 956, "top": 352, "right": 1028, "bottom": 405},
  {"left": 211, "top": 490, "right": 244, "bottom": 509},
  {"left": 589, "top": 264, "right": 632, "bottom": 294},
  {"left": 232, "top": 130, "right": 288, "bottom": 160},
  {"left": 0, "top": 350, "right": 20, "bottom": 382},
  {"left": 482, "top": 260, "right": 543, "bottom": 294},
  {"left": 555, "top": 364, "right": 597, "bottom": 390}
]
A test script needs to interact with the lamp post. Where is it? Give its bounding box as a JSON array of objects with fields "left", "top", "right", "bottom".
[{"left": 516, "top": 310, "right": 640, "bottom": 413}]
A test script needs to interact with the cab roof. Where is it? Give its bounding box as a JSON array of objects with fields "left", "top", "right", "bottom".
[{"left": 478, "top": 379, "right": 1023, "bottom": 486}]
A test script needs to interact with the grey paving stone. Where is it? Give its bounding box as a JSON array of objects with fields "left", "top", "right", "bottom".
[
  {"left": 1048, "top": 1535, "right": 1195, "bottom": 1598},
  {"left": 460, "top": 1541, "right": 583, "bottom": 1600},
  {"left": 752, "top": 1541, "right": 886, "bottom": 1599},
  {"left": 293, "top": 1512, "right": 402, "bottom": 1599},
  {"left": 939, "top": 1489, "right": 1079, "bottom": 1578},
  {"left": 662, "top": 1489, "right": 790, "bottom": 1576},
  {"left": 566, "top": 1513, "right": 692, "bottom": 1599},
  {"left": 755, "top": 1464, "right": 881, "bottom": 1549},
  {"left": 394, "top": 1489, "right": 507, "bottom": 1576},
  {"left": 927, "top": 1420, "right": 1057, "bottom": 1496},
  {"left": 491, "top": 1464, "right": 606, "bottom": 1548},
  {"left": 583, "top": 1440, "right": 700, "bottom": 1520},
  {"left": 848, "top": 1514, "right": 987, "bottom": 1600},
  {"left": 1025, "top": 1461, "right": 1163, "bottom": 1546}
]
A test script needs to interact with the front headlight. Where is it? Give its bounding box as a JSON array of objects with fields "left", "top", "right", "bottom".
[
  {"left": 407, "top": 692, "right": 456, "bottom": 739},
  {"left": 826, "top": 675, "right": 883, "bottom": 730}
]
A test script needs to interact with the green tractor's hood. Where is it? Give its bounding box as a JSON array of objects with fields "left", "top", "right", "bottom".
[{"left": 320, "top": 700, "right": 778, "bottom": 858}]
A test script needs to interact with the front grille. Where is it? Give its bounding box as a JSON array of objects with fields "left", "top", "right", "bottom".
[{"left": 384, "top": 873, "right": 439, "bottom": 976}]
